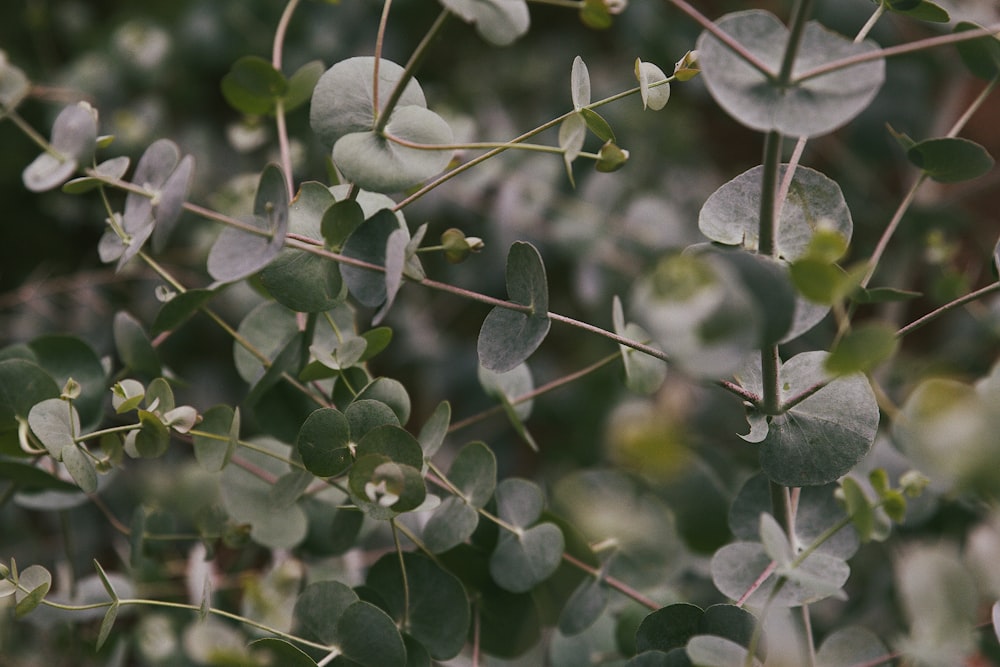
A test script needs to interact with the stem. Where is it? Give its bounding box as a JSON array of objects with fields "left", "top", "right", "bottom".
[
  {"left": 665, "top": 0, "right": 775, "bottom": 79},
  {"left": 373, "top": 9, "right": 449, "bottom": 135},
  {"left": 946, "top": 75, "right": 999, "bottom": 139},
  {"left": 757, "top": 131, "right": 783, "bottom": 259},
  {"left": 777, "top": 0, "right": 815, "bottom": 85},
  {"left": 372, "top": 0, "right": 393, "bottom": 121},
  {"left": 390, "top": 519, "right": 411, "bottom": 630},
  {"left": 561, "top": 552, "right": 660, "bottom": 611},
  {"left": 896, "top": 281, "right": 1000, "bottom": 338},
  {"left": 794, "top": 22, "right": 1000, "bottom": 83},
  {"left": 854, "top": 2, "right": 885, "bottom": 44},
  {"left": 272, "top": 0, "right": 301, "bottom": 198}
]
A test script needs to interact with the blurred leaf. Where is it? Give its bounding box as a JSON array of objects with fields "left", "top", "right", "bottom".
[
  {"left": 0, "top": 51, "right": 30, "bottom": 109},
  {"left": 208, "top": 164, "right": 289, "bottom": 283},
  {"left": 612, "top": 296, "right": 667, "bottom": 394},
  {"left": 906, "top": 137, "right": 994, "bottom": 183},
  {"left": 366, "top": 552, "right": 470, "bottom": 659},
  {"left": 62, "top": 156, "right": 130, "bottom": 194},
  {"left": 192, "top": 405, "right": 239, "bottom": 472},
  {"left": 636, "top": 603, "right": 761, "bottom": 661},
  {"left": 28, "top": 334, "right": 105, "bottom": 430},
  {"left": 825, "top": 323, "right": 898, "bottom": 375},
  {"left": 711, "top": 541, "right": 848, "bottom": 607},
  {"left": 558, "top": 574, "right": 608, "bottom": 635},
  {"left": 151, "top": 287, "right": 216, "bottom": 335},
  {"left": 23, "top": 103, "right": 97, "bottom": 192},
  {"left": 284, "top": 60, "right": 324, "bottom": 112},
  {"left": 478, "top": 242, "right": 551, "bottom": 372},
  {"left": 439, "top": 0, "right": 529, "bottom": 45},
  {"left": 954, "top": 22, "right": 1000, "bottom": 80},
  {"left": 342, "top": 209, "right": 401, "bottom": 307},
  {"left": 0, "top": 461, "right": 78, "bottom": 493},
  {"left": 686, "top": 635, "right": 761, "bottom": 667},
  {"left": 596, "top": 140, "right": 629, "bottom": 172},
  {"left": 696, "top": 10, "right": 884, "bottom": 137},
  {"left": 479, "top": 362, "right": 533, "bottom": 420},
  {"left": 889, "top": 0, "right": 949, "bottom": 23},
  {"left": 815, "top": 626, "right": 888, "bottom": 667},
  {"left": 449, "top": 441, "right": 498, "bottom": 508},
  {"left": 250, "top": 638, "right": 318, "bottom": 667},
  {"left": 850, "top": 286, "right": 921, "bottom": 304},
  {"left": 417, "top": 400, "right": 450, "bottom": 459},
  {"left": 221, "top": 55, "right": 287, "bottom": 115},
  {"left": 113, "top": 311, "right": 161, "bottom": 377},
  {"left": 579, "top": 0, "right": 613, "bottom": 29}
]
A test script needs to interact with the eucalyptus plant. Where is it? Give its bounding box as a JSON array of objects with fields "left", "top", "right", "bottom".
[{"left": 2, "top": 0, "right": 1000, "bottom": 665}]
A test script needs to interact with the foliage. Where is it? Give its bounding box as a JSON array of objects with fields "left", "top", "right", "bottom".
[{"left": 2, "top": 0, "right": 1000, "bottom": 666}]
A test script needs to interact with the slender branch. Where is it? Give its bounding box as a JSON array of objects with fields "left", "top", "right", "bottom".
[
  {"left": 272, "top": 0, "right": 301, "bottom": 197},
  {"left": 854, "top": 2, "right": 885, "bottom": 44},
  {"left": 561, "top": 552, "right": 661, "bottom": 611},
  {"left": 665, "top": 0, "right": 774, "bottom": 79},
  {"left": 794, "top": 23, "right": 1000, "bottom": 83},
  {"left": 777, "top": 0, "right": 815, "bottom": 85},
  {"left": 896, "top": 281, "right": 1000, "bottom": 338},
  {"left": 372, "top": 0, "right": 393, "bottom": 120},
  {"left": 946, "top": 75, "right": 999, "bottom": 139}
]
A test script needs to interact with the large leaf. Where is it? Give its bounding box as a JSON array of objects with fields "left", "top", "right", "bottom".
[
  {"left": 735, "top": 351, "right": 879, "bottom": 486},
  {"left": 28, "top": 334, "right": 105, "bottom": 431},
  {"left": 439, "top": 0, "right": 530, "bottom": 46},
  {"left": 333, "top": 105, "right": 454, "bottom": 193},
  {"left": 699, "top": 165, "right": 852, "bottom": 262},
  {"left": 296, "top": 407, "right": 352, "bottom": 478},
  {"left": 366, "top": 552, "right": 470, "bottom": 660},
  {"left": 478, "top": 241, "right": 551, "bottom": 372},
  {"left": 696, "top": 10, "right": 884, "bottom": 137},
  {"left": 207, "top": 164, "right": 289, "bottom": 283}
]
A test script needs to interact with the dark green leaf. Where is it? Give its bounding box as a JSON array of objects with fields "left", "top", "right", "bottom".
[
  {"left": 297, "top": 408, "right": 353, "bottom": 477},
  {"left": 284, "top": 60, "right": 324, "bottom": 113},
  {"left": 850, "top": 286, "right": 921, "bottom": 304},
  {"left": 342, "top": 209, "right": 401, "bottom": 307},
  {"left": 954, "top": 22, "right": 1000, "bottom": 80},
  {"left": 321, "top": 199, "right": 365, "bottom": 249},
  {"left": 192, "top": 405, "right": 239, "bottom": 472},
  {"left": 366, "top": 552, "right": 470, "bottom": 660},
  {"left": 338, "top": 601, "right": 407, "bottom": 667},
  {"left": 345, "top": 399, "right": 400, "bottom": 441},
  {"left": 579, "top": 0, "right": 613, "bottom": 29},
  {"left": 580, "top": 108, "right": 615, "bottom": 142},
  {"left": 558, "top": 575, "right": 608, "bottom": 635},
  {"left": 612, "top": 296, "right": 667, "bottom": 394},
  {"left": 696, "top": 10, "right": 884, "bottom": 137},
  {"left": 907, "top": 137, "right": 995, "bottom": 183},
  {"left": 423, "top": 497, "right": 479, "bottom": 553},
  {"left": 113, "top": 311, "right": 161, "bottom": 377},
  {"left": 28, "top": 334, "right": 105, "bottom": 430},
  {"left": 815, "top": 626, "right": 888, "bottom": 667},
  {"left": 151, "top": 288, "right": 216, "bottom": 335},
  {"left": 448, "top": 441, "right": 497, "bottom": 508},
  {"left": 294, "top": 580, "right": 359, "bottom": 644},
  {"left": 355, "top": 377, "right": 411, "bottom": 425},
  {"left": 250, "top": 638, "right": 319, "bottom": 667},
  {"left": 478, "top": 242, "right": 550, "bottom": 372},
  {"left": 0, "top": 461, "right": 78, "bottom": 493},
  {"left": 890, "top": 0, "right": 949, "bottom": 23}
]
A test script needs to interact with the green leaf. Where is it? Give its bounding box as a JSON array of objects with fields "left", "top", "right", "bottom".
[
  {"left": 448, "top": 440, "right": 498, "bottom": 508},
  {"left": 62, "top": 155, "right": 130, "bottom": 194},
  {"left": 151, "top": 287, "right": 216, "bottom": 335},
  {"left": 28, "top": 334, "right": 106, "bottom": 430},
  {"left": 294, "top": 580, "right": 359, "bottom": 644},
  {"left": 96, "top": 602, "right": 119, "bottom": 650},
  {"left": 954, "top": 22, "right": 1000, "bottom": 80},
  {"left": 571, "top": 56, "right": 591, "bottom": 110},
  {"left": 0, "top": 461, "right": 78, "bottom": 493},
  {"left": 423, "top": 497, "right": 479, "bottom": 553},
  {"left": 906, "top": 137, "right": 995, "bottom": 183},
  {"left": 712, "top": 540, "right": 849, "bottom": 606},
  {"left": 737, "top": 351, "right": 879, "bottom": 486},
  {"left": 700, "top": 165, "right": 853, "bottom": 262},
  {"left": 14, "top": 564, "right": 52, "bottom": 618},
  {"left": 61, "top": 443, "right": 97, "bottom": 492},
  {"left": 635, "top": 604, "right": 762, "bottom": 662},
  {"left": 355, "top": 377, "right": 411, "bottom": 425},
  {"left": 438, "top": 0, "right": 530, "bottom": 46},
  {"left": 260, "top": 183, "right": 343, "bottom": 311},
  {"left": 558, "top": 574, "right": 608, "bottom": 636},
  {"left": 0, "top": 359, "right": 60, "bottom": 454},
  {"left": 345, "top": 399, "right": 400, "bottom": 441},
  {"left": 580, "top": 108, "right": 615, "bottom": 142},
  {"left": 815, "top": 626, "right": 888, "bottom": 667},
  {"left": 28, "top": 398, "right": 79, "bottom": 458},
  {"left": 337, "top": 601, "right": 407, "bottom": 667},
  {"left": 249, "top": 638, "right": 319, "bottom": 667},
  {"left": 635, "top": 58, "right": 670, "bottom": 111},
  {"left": 840, "top": 476, "right": 876, "bottom": 543},
  {"left": 596, "top": 140, "right": 629, "bottom": 172},
  {"left": 125, "top": 410, "right": 170, "bottom": 458},
  {"left": 825, "top": 322, "right": 898, "bottom": 375},
  {"left": 220, "top": 437, "right": 308, "bottom": 548},
  {"left": 366, "top": 552, "right": 470, "bottom": 660},
  {"left": 311, "top": 57, "right": 426, "bottom": 146},
  {"left": 192, "top": 405, "right": 239, "bottom": 472},
  {"left": 322, "top": 199, "right": 366, "bottom": 249},
  {"left": 417, "top": 400, "right": 450, "bottom": 460},
  {"left": 221, "top": 55, "right": 287, "bottom": 115},
  {"left": 612, "top": 296, "right": 667, "bottom": 394},
  {"left": 490, "top": 478, "right": 565, "bottom": 592},
  {"left": 333, "top": 105, "right": 453, "bottom": 194},
  {"left": 284, "top": 60, "right": 324, "bottom": 113},
  {"left": 297, "top": 408, "right": 353, "bottom": 477},
  {"left": 889, "top": 0, "right": 949, "bottom": 23},
  {"left": 113, "top": 311, "right": 161, "bottom": 377},
  {"left": 478, "top": 241, "right": 551, "bottom": 372},
  {"left": 686, "top": 636, "right": 761, "bottom": 667},
  {"left": 479, "top": 362, "right": 533, "bottom": 421},
  {"left": 232, "top": 301, "right": 297, "bottom": 384},
  {"left": 341, "top": 209, "right": 402, "bottom": 307},
  {"left": 579, "top": 0, "right": 613, "bottom": 29},
  {"left": 22, "top": 102, "right": 98, "bottom": 192},
  {"left": 208, "top": 163, "right": 289, "bottom": 283},
  {"left": 696, "top": 10, "right": 884, "bottom": 137}
]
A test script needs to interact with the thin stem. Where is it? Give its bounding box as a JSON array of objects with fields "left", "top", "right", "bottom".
[
  {"left": 854, "top": 2, "right": 885, "bottom": 44},
  {"left": 946, "top": 75, "right": 999, "bottom": 138},
  {"left": 777, "top": 0, "right": 815, "bottom": 85},
  {"left": 561, "top": 553, "right": 660, "bottom": 611},
  {"left": 75, "top": 423, "right": 139, "bottom": 443},
  {"left": 373, "top": 9, "right": 449, "bottom": 135},
  {"left": 390, "top": 519, "right": 411, "bottom": 630},
  {"left": 3, "top": 109, "right": 57, "bottom": 154},
  {"left": 780, "top": 380, "right": 828, "bottom": 413},
  {"left": 372, "top": 0, "right": 393, "bottom": 121},
  {"left": 896, "top": 281, "right": 1000, "bottom": 338},
  {"left": 665, "top": 0, "right": 775, "bottom": 79},
  {"left": 272, "top": 0, "right": 302, "bottom": 197},
  {"left": 794, "top": 22, "right": 1000, "bottom": 83},
  {"left": 861, "top": 173, "right": 926, "bottom": 288}
]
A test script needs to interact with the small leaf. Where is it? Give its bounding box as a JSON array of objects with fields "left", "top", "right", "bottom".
[
  {"left": 907, "top": 137, "right": 995, "bottom": 183},
  {"left": 14, "top": 564, "right": 52, "bottom": 617},
  {"left": 839, "top": 476, "right": 875, "bottom": 542},
  {"left": 825, "top": 322, "right": 898, "bottom": 375},
  {"left": 448, "top": 440, "right": 498, "bottom": 508},
  {"left": 571, "top": 56, "right": 591, "bottom": 110},
  {"left": 23, "top": 103, "right": 98, "bottom": 192},
  {"left": 490, "top": 522, "right": 565, "bottom": 593},
  {"left": 612, "top": 296, "right": 667, "bottom": 394},
  {"left": 758, "top": 513, "right": 792, "bottom": 566},
  {"left": 580, "top": 108, "right": 615, "bottom": 142},
  {"left": 687, "top": 636, "right": 761, "bottom": 667},
  {"left": 61, "top": 443, "right": 97, "bottom": 492},
  {"left": 596, "top": 140, "right": 629, "bottom": 172},
  {"left": 28, "top": 398, "right": 80, "bottom": 458},
  {"left": 62, "top": 156, "right": 131, "bottom": 194},
  {"left": 321, "top": 199, "right": 366, "bottom": 249},
  {"left": 417, "top": 400, "right": 450, "bottom": 459},
  {"left": 0, "top": 52, "right": 30, "bottom": 109},
  {"left": 579, "top": 0, "right": 613, "bottom": 29},
  {"left": 478, "top": 242, "right": 551, "bottom": 372},
  {"left": 635, "top": 58, "right": 670, "bottom": 111},
  {"left": 284, "top": 60, "right": 324, "bottom": 113},
  {"left": 815, "top": 626, "right": 888, "bottom": 667},
  {"left": 97, "top": 602, "right": 119, "bottom": 650},
  {"left": 341, "top": 209, "right": 401, "bottom": 308}
]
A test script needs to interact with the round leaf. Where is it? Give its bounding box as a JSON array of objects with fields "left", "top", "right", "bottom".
[
  {"left": 558, "top": 575, "right": 608, "bottom": 636},
  {"left": 423, "top": 497, "right": 480, "bottom": 553},
  {"left": 28, "top": 398, "right": 79, "bottom": 458},
  {"left": 439, "top": 0, "right": 530, "bottom": 46},
  {"left": 635, "top": 59, "right": 670, "bottom": 111},
  {"left": 193, "top": 405, "right": 239, "bottom": 472},
  {"left": 14, "top": 564, "right": 52, "bottom": 618},
  {"left": 333, "top": 105, "right": 453, "bottom": 193},
  {"left": 478, "top": 241, "right": 551, "bottom": 372},
  {"left": 696, "top": 10, "right": 884, "bottom": 137},
  {"left": 221, "top": 55, "right": 287, "bottom": 115},
  {"left": 338, "top": 601, "right": 407, "bottom": 667},
  {"left": 23, "top": 103, "right": 97, "bottom": 192},
  {"left": 815, "top": 626, "right": 888, "bottom": 667},
  {"left": 342, "top": 209, "right": 404, "bottom": 307},
  {"left": 297, "top": 408, "right": 352, "bottom": 477},
  {"left": 906, "top": 137, "right": 995, "bottom": 183},
  {"left": 490, "top": 522, "right": 565, "bottom": 593},
  {"left": 355, "top": 377, "right": 411, "bottom": 425}
]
